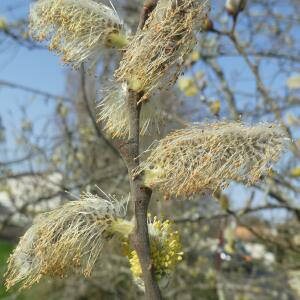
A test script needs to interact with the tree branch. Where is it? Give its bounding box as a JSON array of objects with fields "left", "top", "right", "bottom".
[
  {"left": 118, "top": 91, "right": 162, "bottom": 299},
  {"left": 0, "top": 80, "right": 72, "bottom": 102},
  {"left": 116, "top": 1, "right": 162, "bottom": 298},
  {"left": 204, "top": 58, "right": 239, "bottom": 120},
  {"left": 80, "top": 67, "right": 121, "bottom": 157}
]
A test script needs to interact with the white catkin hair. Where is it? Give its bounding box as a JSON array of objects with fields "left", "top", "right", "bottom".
[
  {"left": 97, "top": 82, "right": 164, "bottom": 138},
  {"left": 5, "top": 192, "right": 128, "bottom": 290},
  {"left": 138, "top": 122, "right": 289, "bottom": 197},
  {"left": 30, "top": 0, "right": 129, "bottom": 69},
  {"left": 115, "top": 0, "right": 210, "bottom": 102}
]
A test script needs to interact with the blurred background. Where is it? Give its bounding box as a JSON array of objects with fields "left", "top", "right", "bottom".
[{"left": 1, "top": 0, "right": 300, "bottom": 299}]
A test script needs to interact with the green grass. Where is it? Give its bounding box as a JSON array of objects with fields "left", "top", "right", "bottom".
[
  {"left": 0, "top": 240, "right": 14, "bottom": 298},
  {"left": 0, "top": 240, "right": 14, "bottom": 264}
]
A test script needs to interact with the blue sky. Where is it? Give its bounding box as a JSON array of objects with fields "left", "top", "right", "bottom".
[
  {"left": 0, "top": 0, "right": 71, "bottom": 160},
  {"left": 0, "top": 0, "right": 65, "bottom": 95},
  {"left": 1, "top": 0, "right": 297, "bottom": 130}
]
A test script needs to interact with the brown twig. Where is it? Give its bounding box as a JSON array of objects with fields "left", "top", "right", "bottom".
[
  {"left": 118, "top": 91, "right": 162, "bottom": 299},
  {"left": 115, "top": 1, "right": 162, "bottom": 298}
]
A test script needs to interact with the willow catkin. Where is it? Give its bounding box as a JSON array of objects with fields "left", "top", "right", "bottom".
[
  {"left": 97, "top": 82, "right": 164, "bottom": 138},
  {"left": 30, "top": 0, "right": 129, "bottom": 69},
  {"left": 138, "top": 122, "right": 289, "bottom": 197},
  {"left": 115, "top": 0, "right": 209, "bottom": 102},
  {"left": 5, "top": 192, "right": 130, "bottom": 290},
  {"left": 124, "top": 215, "right": 183, "bottom": 289}
]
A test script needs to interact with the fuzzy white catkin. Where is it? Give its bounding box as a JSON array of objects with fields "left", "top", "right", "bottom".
[
  {"left": 97, "top": 82, "right": 164, "bottom": 138},
  {"left": 115, "top": 0, "right": 209, "bottom": 101},
  {"left": 30, "top": 0, "right": 129, "bottom": 69},
  {"left": 138, "top": 122, "right": 289, "bottom": 197},
  {"left": 5, "top": 193, "right": 128, "bottom": 290}
]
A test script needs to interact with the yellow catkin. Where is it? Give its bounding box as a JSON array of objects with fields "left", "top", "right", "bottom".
[{"left": 125, "top": 215, "right": 183, "bottom": 287}]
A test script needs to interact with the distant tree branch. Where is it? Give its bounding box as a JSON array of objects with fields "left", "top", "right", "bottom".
[
  {"left": 0, "top": 80, "right": 72, "bottom": 102},
  {"left": 204, "top": 58, "right": 239, "bottom": 120},
  {"left": 0, "top": 26, "right": 44, "bottom": 50}
]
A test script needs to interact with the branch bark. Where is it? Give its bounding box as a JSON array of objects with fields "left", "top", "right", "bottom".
[
  {"left": 118, "top": 91, "right": 162, "bottom": 299},
  {"left": 116, "top": 1, "right": 162, "bottom": 299}
]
